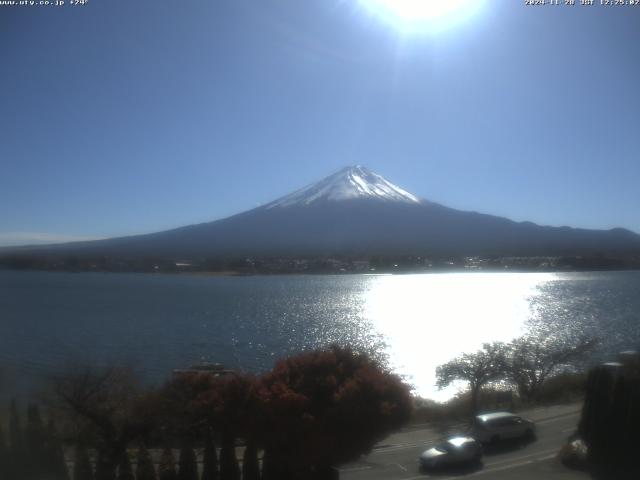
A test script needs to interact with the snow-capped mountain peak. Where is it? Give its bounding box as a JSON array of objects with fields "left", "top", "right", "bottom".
[{"left": 265, "top": 165, "right": 422, "bottom": 208}]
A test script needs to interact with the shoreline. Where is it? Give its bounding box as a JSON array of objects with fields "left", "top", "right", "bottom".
[{"left": 2, "top": 266, "right": 640, "bottom": 277}]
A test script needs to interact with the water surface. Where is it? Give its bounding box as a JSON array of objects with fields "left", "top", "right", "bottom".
[{"left": 1, "top": 270, "right": 638, "bottom": 400}]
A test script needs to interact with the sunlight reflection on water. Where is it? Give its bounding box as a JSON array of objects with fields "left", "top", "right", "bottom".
[
  {"left": 363, "top": 272, "right": 556, "bottom": 400},
  {"left": 3, "top": 270, "right": 639, "bottom": 403}
]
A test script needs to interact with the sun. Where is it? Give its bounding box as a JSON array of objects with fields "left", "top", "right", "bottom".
[{"left": 358, "top": 0, "right": 484, "bottom": 33}]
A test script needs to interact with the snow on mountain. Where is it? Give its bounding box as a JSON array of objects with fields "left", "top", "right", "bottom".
[
  {"left": 6, "top": 165, "right": 640, "bottom": 262},
  {"left": 265, "top": 165, "right": 421, "bottom": 208}
]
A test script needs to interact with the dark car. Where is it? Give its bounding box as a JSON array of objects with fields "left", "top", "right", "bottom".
[{"left": 419, "top": 436, "right": 483, "bottom": 469}]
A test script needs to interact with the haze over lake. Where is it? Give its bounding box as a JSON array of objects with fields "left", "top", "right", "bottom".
[{"left": 1, "top": 270, "right": 639, "bottom": 401}]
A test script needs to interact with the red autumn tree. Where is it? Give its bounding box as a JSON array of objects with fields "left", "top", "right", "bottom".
[
  {"left": 257, "top": 345, "right": 413, "bottom": 479},
  {"left": 159, "top": 346, "right": 412, "bottom": 480},
  {"left": 158, "top": 373, "right": 220, "bottom": 440},
  {"left": 196, "top": 374, "right": 260, "bottom": 480},
  {"left": 160, "top": 372, "right": 260, "bottom": 480}
]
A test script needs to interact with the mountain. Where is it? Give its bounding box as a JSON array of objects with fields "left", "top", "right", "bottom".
[
  {"left": 263, "top": 165, "right": 421, "bottom": 207},
  {"left": 3, "top": 166, "right": 640, "bottom": 261}
]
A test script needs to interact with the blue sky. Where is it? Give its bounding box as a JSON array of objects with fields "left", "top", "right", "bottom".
[{"left": 1, "top": 0, "right": 639, "bottom": 246}]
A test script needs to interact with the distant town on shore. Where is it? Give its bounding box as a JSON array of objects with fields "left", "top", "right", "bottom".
[
  {"left": 2, "top": 253, "right": 639, "bottom": 275},
  {"left": 3, "top": 167, "right": 639, "bottom": 274}
]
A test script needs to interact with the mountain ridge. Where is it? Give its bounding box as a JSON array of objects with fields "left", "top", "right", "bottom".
[{"left": 1, "top": 166, "right": 639, "bottom": 262}]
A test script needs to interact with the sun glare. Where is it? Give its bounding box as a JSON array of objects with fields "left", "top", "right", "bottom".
[
  {"left": 362, "top": 273, "right": 554, "bottom": 399},
  {"left": 359, "top": 0, "right": 484, "bottom": 33}
]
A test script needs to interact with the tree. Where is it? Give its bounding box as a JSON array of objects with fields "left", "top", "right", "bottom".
[
  {"left": 241, "top": 440, "right": 260, "bottom": 480},
  {"left": 503, "top": 335, "right": 596, "bottom": 402},
  {"left": 260, "top": 448, "right": 285, "bottom": 480},
  {"left": 579, "top": 358, "right": 640, "bottom": 480},
  {"left": 26, "top": 403, "right": 47, "bottom": 478},
  {"left": 46, "top": 418, "right": 71, "bottom": 480},
  {"left": 9, "top": 399, "right": 25, "bottom": 479},
  {"left": 161, "top": 373, "right": 256, "bottom": 480},
  {"left": 177, "top": 445, "right": 198, "bottom": 480},
  {"left": 158, "top": 448, "right": 177, "bottom": 480},
  {"left": 9, "top": 399, "right": 24, "bottom": 455},
  {"left": 95, "top": 449, "right": 115, "bottom": 480},
  {"left": 135, "top": 446, "right": 156, "bottom": 480},
  {"left": 213, "top": 375, "right": 260, "bottom": 480},
  {"left": 116, "top": 451, "right": 134, "bottom": 480},
  {"left": 219, "top": 434, "right": 240, "bottom": 480},
  {"left": 436, "top": 342, "right": 506, "bottom": 415},
  {"left": 52, "top": 366, "right": 157, "bottom": 480},
  {"left": 200, "top": 431, "right": 218, "bottom": 480},
  {"left": 257, "top": 345, "right": 412, "bottom": 479},
  {"left": 158, "top": 373, "right": 219, "bottom": 440},
  {"left": 0, "top": 421, "right": 8, "bottom": 480},
  {"left": 74, "top": 445, "right": 94, "bottom": 480}
]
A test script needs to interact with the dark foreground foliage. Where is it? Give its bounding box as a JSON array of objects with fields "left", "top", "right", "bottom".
[
  {"left": 0, "top": 345, "right": 412, "bottom": 480},
  {"left": 579, "top": 355, "right": 640, "bottom": 480},
  {"left": 257, "top": 346, "right": 412, "bottom": 477}
]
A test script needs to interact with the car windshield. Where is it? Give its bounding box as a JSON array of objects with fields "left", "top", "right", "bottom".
[{"left": 435, "top": 444, "right": 453, "bottom": 453}]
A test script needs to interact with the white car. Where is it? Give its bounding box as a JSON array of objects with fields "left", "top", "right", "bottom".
[
  {"left": 419, "top": 436, "right": 483, "bottom": 470},
  {"left": 471, "top": 412, "right": 536, "bottom": 444}
]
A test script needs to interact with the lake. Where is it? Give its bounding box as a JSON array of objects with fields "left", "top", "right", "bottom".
[{"left": 1, "top": 270, "right": 639, "bottom": 401}]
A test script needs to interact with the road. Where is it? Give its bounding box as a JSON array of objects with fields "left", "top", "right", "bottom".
[{"left": 340, "top": 405, "right": 588, "bottom": 480}]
